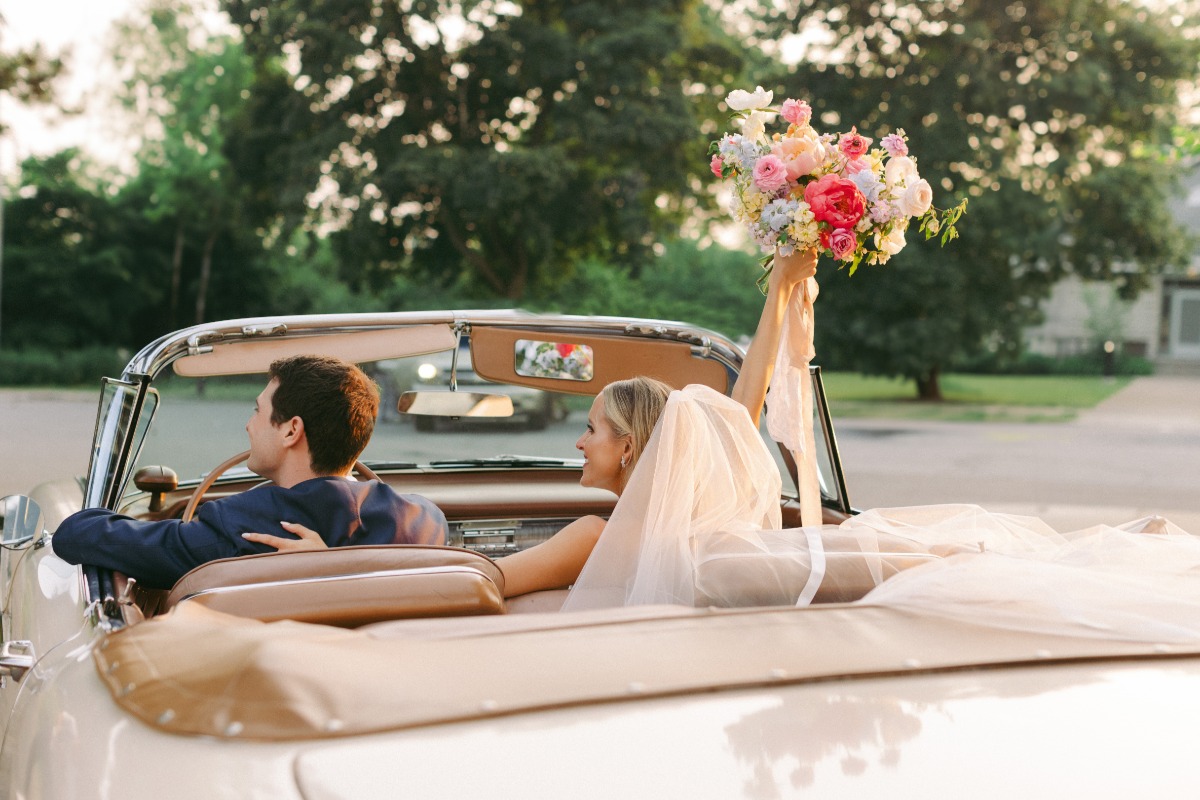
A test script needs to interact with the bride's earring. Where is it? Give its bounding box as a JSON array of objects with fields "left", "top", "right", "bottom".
[{"left": 620, "top": 457, "right": 627, "bottom": 469}]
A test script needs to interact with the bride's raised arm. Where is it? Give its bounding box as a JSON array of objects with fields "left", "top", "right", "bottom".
[{"left": 730, "top": 248, "right": 818, "bottom": 426}]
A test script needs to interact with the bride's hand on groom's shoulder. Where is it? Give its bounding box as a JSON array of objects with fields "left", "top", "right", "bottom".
[
  {"left": 772, "top": 247, "right": 818, "bottom": 293},
  {"left": 242, "top": 520, "right": 328, "bottom": 552}
]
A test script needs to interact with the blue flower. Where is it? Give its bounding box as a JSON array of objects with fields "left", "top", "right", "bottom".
[
  {"left": 719, "top": 135, "right": 765, "bottom": 170},
  {"left": 761, "top": 199, "right": 798, "bottom": 233},
  {"left": 849, "top": 169, "right": 883, "bottom": 203}
]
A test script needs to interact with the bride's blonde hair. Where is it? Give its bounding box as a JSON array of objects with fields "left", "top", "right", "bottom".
[{"left": 601, "top": 377, "right": 673, "bottom": 475}]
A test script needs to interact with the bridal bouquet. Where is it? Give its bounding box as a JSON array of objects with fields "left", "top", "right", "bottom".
[{"left": 709, "top": 87, "right": 966, "bottom": 287}]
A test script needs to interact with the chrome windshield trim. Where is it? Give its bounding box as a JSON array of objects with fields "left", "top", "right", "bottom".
[{"left": 119, "top": 311, "right": 744, "bottom": 382}]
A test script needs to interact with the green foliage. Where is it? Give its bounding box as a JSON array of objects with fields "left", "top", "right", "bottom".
[
  {"left": 258, "top": 231, "right": 371, "bottom": 315},
  {"left": 223, "top": 0, "right": 743, "bottom": 299},
  {"left": 0, "top": 37, "right": 63, "bottom": 134},
  {"left": 113, "top": 0, "right": 265, "bottom": 329},
  {"left": 740, "top": 0, "right": 1199, "bottom": 397},
  {"left": 0, "top": 346, "right": 127, "bottom": 387},
  {"left": 1, "top": 152, "right": 162, "bottom": 349},
  {"left": 2, "top": 145, "right": 283, "bottom": 352},
  {"left": 533, "top": 240, "right": 768, "bottom": 336}
]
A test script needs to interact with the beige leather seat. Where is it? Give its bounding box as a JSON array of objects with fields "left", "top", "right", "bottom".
[{"left": 165, "top": 545, "right": 506, "bottom": 627}]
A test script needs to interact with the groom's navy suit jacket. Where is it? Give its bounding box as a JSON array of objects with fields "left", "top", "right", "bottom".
[{"left": 52, "top": 477, "right": 448, "bottom": 589}]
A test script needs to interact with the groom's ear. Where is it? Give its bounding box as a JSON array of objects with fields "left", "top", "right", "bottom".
[{"left": 280, "top": 416, "right": 305, "bottom": 448}]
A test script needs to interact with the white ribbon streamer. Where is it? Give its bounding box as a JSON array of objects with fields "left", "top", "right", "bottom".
[
  {"left": 766, "top": 275, "right": 823, "bottom": 527},
  {"left": 795, "top": 528, "right": 826, "bottom": 606}
]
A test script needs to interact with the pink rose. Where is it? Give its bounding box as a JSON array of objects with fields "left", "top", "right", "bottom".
[
  {"left": 803, "top": 173, "right": 866, "bottom": 229},
  {"left": 780, "top": 99, "right": 812, "bottom": 126},
  {"left": 752, "top": 154, "right": 790, "bottom": 193},
  {"left": 710, "top": 154, "right": 723, "bottom": 178},
  {"left": 772, "top": 130, "right": 824, "bottom": 180},
  {"left": 881, "top": 132, "right": 908, "bottom": 157},
  {"left": 838, "top": 126, "right": 872, "bottom": 159},
  {"left": 821, "top": 226, "right": 857, "bottom": 261},
  {"left": 844, "top": 156, "right": 871, "bottom": 175}
]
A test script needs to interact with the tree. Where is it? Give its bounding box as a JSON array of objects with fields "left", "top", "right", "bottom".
[
  {"left": 1, "top": 152, "right": 159, "bottom": 350},
  {"left": 111, "top": 0, "right": 259, "bottom": 328},
  {"left": 535, "top": 239, "right": 767, "bottom": 334},
  {"left": 0, "top": 21, "right": 64, "bottom": 350},
  {"left": 0, "top": 34, "right": 62, "bottom": 134},
  {"left": 737, "top": 0, "right": 1199, "bottom": 398},
  {"left": 222, "top": 0, "right": 743, "bottom": 299}
]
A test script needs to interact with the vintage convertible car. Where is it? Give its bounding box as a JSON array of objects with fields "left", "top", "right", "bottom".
[{"left": 1, "top": 310, "right": 1197, "bottom": 798}]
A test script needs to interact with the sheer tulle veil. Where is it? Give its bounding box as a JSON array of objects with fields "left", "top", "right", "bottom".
[
  {"left": 562, "top": 385, "right": 783, "bottom": 610},
  {"left": 562, "top": 379, "right": 1200, "bottom": 644}
]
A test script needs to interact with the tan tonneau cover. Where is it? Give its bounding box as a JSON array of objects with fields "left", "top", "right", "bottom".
[{"left": 95, "top": 602, "right": 1200, "bottom": 742}]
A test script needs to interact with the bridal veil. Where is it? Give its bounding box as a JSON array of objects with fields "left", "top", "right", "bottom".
[{"left": 562, "top": 385, "right": 1200, "bottom": 644}]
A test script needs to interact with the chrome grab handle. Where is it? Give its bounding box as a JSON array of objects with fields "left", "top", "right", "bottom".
[{"left": 0, "top": 640, "right": 34, "bottom": 682}]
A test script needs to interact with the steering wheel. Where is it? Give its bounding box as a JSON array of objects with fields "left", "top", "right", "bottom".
[{"left": 181, "top": 450, "right": 382, "bottom": 522}]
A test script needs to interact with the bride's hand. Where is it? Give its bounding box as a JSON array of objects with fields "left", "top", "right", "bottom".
[
  {"left": 771, "top": 247, "right": 818, "bottom": 294},
  {"left": 242, "top": 520, "right": 329, "bottom": 552}
]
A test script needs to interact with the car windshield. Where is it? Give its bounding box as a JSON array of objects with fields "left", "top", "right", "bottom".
[{"left": 130, "top": 351, "right": 802, "bottom": 497}]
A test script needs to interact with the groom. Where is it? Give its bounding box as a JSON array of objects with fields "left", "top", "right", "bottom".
[{"left": 51, "top": 355, "right": 448, "bottom": 589}]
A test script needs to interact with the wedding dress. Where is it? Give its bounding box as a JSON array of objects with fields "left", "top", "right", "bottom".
[{"left": 562, "top": 316, "right": 1200, "bottom": 643}]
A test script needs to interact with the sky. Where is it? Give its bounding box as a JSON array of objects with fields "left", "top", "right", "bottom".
[{"left": 0, "top": 0, "right": 140, "bottom": 174}]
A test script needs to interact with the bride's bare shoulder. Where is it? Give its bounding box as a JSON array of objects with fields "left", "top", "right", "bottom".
[{"left": 567, "top": 514, "right": 607, "bottom": 543}]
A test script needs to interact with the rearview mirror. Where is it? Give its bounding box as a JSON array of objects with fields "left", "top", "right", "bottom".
[
  {"left": 1, "top": 496, "right": 45, "bottom": 545},
  {"left": 397, "top": 391, "right": 515, "bottom": 418}
]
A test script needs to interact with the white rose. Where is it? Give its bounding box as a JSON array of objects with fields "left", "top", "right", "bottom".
[
  {"left": 897, "top": 178, "right": 933, "bottom": 217},
  {"left": 725, "top": 86, "right": 774, "bottom": 111},
  {"left": 741, "top": 110, "right": 774, "bottom": 141},
  {"left": 885, "top": 155, "right": 918, "bottom": 187},
  {"left": 875, "top": 226, "right": 907, "bottom": 256}
]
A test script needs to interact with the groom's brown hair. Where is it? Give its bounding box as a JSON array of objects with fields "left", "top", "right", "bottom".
[{"left": 268, "top": 355, "right": 380, "bottom": 474}]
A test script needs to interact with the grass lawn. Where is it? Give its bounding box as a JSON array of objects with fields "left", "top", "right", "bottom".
[{"left": 821, "top": 372, "right": 1132, "bottom": 423}]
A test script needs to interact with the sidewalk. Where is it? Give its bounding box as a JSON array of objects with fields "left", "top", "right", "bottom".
[{"left": 1076, "top": 374, "right": 1200, "bottom": 431}]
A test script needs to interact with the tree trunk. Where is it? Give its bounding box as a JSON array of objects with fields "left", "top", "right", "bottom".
[
  {"left": 507, "top": 236, "right": 528, "bottom": 300},
  {"left": 170, "top": 221, "right": 185, "bottom": 328},
  {"left": 194, "top": 227, "right": 218, "bottom": 326},
  {"left": 916, "top": 368, "right": 943, "bottom": 401},
  {"left": 441, "top": 214, "right": 505, "bottom": 295}
]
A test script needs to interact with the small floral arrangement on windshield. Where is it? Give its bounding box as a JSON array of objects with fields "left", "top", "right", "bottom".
[{"left": 709, "top": 87, "right": 966, "bottom": 288}]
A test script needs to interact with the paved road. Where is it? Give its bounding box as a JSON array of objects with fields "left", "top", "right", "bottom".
[
  {"left": 2, "top": 376, "right": 1197, "bottom": 532},
  {"left": 838, "top": 375, "right": 1200, "bottom": 531},
  {"left": 0, "top": 389, "right": 96, "bottom": 498}
]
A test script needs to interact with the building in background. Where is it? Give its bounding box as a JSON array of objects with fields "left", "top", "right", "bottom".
[{"left": 1024, "top": 166, "right": 1200, "bottom": 373}]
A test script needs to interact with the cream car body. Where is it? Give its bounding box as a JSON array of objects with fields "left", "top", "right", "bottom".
[{"left": 0, "top": 311, "right": 1193, "bottom": 798}]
